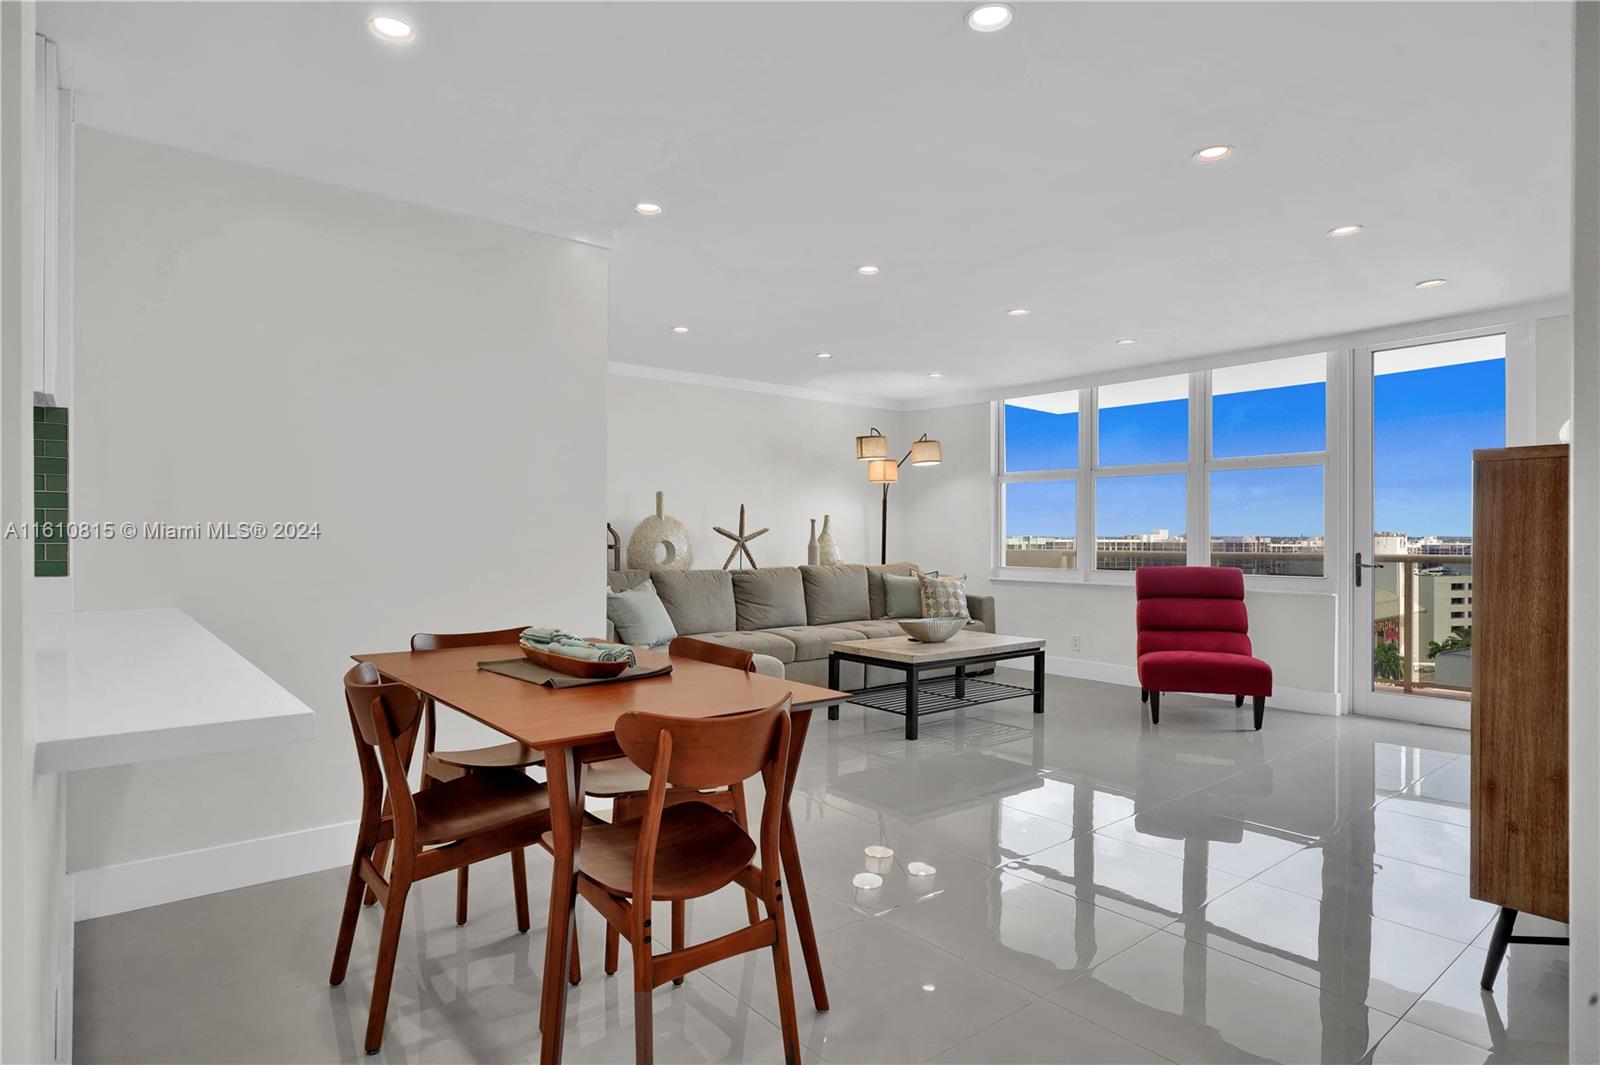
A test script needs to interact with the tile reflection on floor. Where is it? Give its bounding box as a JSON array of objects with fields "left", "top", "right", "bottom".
[{"left": 72, "top": 672, "right": 1568, "bottom": 1064}]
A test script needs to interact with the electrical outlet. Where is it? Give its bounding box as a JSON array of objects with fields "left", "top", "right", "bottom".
[{"left": 1070, "top": 634, "right": 1082, "bottom": 653}]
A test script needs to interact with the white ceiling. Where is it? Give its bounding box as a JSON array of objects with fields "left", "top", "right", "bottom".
[{"left": 39, "top": 1, "right": 1574, "bottom": 406}]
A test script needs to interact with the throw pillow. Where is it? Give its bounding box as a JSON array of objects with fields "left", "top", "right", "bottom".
[
  {"left": 881, "top": 572, "right": 923, "bottom": 619},
  {"left": 918, "top": 571, "right": 970, "bottom": 620},
  {"left": 606, "top": 578, "right": 678, "bottom": 647}
]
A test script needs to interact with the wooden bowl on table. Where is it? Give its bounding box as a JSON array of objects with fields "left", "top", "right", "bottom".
[{"left": 520, "top": 643, "right": 631, "bottom": 678}]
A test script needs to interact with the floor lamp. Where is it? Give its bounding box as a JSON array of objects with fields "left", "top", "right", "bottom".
[{"left": 855, "top": 428, "right": 943, "bottom": 564}]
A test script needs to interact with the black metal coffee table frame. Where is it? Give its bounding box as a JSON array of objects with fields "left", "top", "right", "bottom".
[{"left": 826, "top": 647, "right": 1046, "bottom": 740}]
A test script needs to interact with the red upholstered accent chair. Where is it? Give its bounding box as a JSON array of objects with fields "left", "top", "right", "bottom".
[{"left": 1135, "top": 567, "right": 1272, "bottom": 729}]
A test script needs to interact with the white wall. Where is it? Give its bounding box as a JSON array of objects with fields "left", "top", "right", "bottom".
[
  {"left": 1536, "top": 314, "right": 1575, "bottom": 443},
  {"left": 2, "top": 4, "right": 67, "bottom": 1060},
  {"left": 606, "top": 372, "right": 901, "bottom": 570},
  {"left": 63, "top": 130, "right": 608, "bottom": 872},
  {"left": 1569, "top": 3, "right": 1599, "bottom": 1056},
  {"left": 892, "top": 402, "right": 1339, "bottom": 705}
]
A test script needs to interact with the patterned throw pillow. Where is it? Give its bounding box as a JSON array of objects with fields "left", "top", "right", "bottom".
[{"left": 918, "top": 571, "right": 969, "bottom": 620}]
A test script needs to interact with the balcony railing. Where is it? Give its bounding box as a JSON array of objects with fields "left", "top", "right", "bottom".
[{"left": 1371, "top": 553, "right": 1473, "bottom": 699}]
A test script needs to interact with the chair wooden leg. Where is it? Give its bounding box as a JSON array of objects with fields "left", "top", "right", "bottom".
[
  {"left": 1253, "top": 695, "right": 1265, "bottom": 731},
  {"left": 632, "top": 939, "right": 655, "bottom": 1065},
  {"left": 364, "top": 876, "right": 410, "bottom": 1054},
  {"left": 455, "top": 865, "right": 469, "bottom": 926},
  {"left": 767, "top": 887, "right": 802, "bottom": 1065},
  {"left": 511, "top": 848, "right": 531, "bottom": 933},
  {"left": 363, "top": 839, "right": 389, "bottom": 907},
  {"left": 1140, "top": 688, "right": 1149, "bottom": 704},
  {"left": 1234, "top": 694, "right": 1245, "bottom": 708},
  {"left": 1149, "top": 690, "right": 1160, "bottom": 724},
  {"left": 730, "top": 785, "right": 762, "bottom": 927},
  {"left": 671, "top": 900, "right": 686, "bottom": 986},
  {"left": 605, "top": 924, "right": 620, "bottom": 975},
  {"left": 568, "top": 915, "right": 583, "bottom": 985},
  {"left": 329, "top": 849, "right": 367, "bottom": 986}
]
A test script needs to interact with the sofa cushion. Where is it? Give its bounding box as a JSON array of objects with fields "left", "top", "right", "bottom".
[
  {"left": 881, "top": 572, "right": 923, "bottom": 619},
  {"left": 762, "top": 625, "right": 866, "bottom": 661},
  {"left": 919, "top": 572, "right": 970, "bottom": 620},
  {"left": 732, "top": 567, "right": 808, "bottom": 631},
  {"left": 649, "top": 569, "right": 736, "bottom": 635},
  {"left": 867, "top": 562, "right": 919, "bottom": 621},
  {"left": 801, "top": 564, "right": 871, "bottom": 625},
  {"left": 608, "top": 568, "right": 651, "bottom": 593},
  {"left": 693, "top": 630, "right": 796, "bottom": 664},
  {"left": 605, "top": 579, "right": 678, "bottom": 647},
  {"left": 1137, "top": 650, "right": 1272, "bottom": 697},
  {"left": 832, "top": 619, "right": 909, "bottom": 640}
]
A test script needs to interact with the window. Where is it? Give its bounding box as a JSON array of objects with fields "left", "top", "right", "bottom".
[
  {"left": 1095, "top": 375, "right": 1188, "bottom": 570},
  {"left": 1001, "top": 391, "right": 1079, "bottom": 570},
  {"left": 996, "top": 353, "right": 1331, "bottom": 581},
  {"left": 1208, "top": 354, "right": 1328, "bottom": 577}
]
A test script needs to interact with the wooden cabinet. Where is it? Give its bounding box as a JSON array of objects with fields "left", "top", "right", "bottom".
[{"left": 1470, "top": 444, "right": 1569, "bottom": 926}]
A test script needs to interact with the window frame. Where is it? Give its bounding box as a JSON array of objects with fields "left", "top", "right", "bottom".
[{"left": 994, "top": 352, "right": 1339, "bottom": 590}]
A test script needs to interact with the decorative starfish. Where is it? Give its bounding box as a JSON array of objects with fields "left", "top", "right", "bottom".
[{"left": 714, "top": 504, "right": 768, "bottom": 570}]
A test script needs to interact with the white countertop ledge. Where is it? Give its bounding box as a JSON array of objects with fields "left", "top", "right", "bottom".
[{"left": 33, "top": 608, "right": 316, "bottom": 775}]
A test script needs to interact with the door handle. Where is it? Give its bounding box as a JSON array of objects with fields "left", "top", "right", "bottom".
[{"left": 1355, "top": 551, "right": 1385, "bottom": 588}]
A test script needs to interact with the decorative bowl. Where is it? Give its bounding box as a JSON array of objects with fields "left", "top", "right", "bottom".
[
  {"left": 898, "top": 618, "right": 965, "bottom": 643},
  {"left": 520, "top": 643, "right": 631, "bottom": 678}
]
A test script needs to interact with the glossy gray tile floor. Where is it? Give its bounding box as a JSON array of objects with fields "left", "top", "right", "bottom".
[{"left": 74, "top": 672, "right": 1569, "bottom": 1064}]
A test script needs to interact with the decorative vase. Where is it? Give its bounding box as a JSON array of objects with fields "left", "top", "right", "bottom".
[
  {"left": 626, "top": 491, "right": 694, "bottom": 571},
  {"left": 807, "top": 519, "right": 820, "bottom": 565},
  {"left": 817, "top": 514, "right": 842, "bottom": 564}
]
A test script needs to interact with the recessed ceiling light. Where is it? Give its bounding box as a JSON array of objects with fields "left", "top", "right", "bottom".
[
  {"left": 1192, "top": 144, "right": 1233, "bottom": 163},
  {"left": 1115, "top": 338, "right": 1138, "bottom": 346},
  {"left": 367, "top": 16, "right": 415, "bottom": 43},
  {"left": 857, "top": 265, "right": 880, "bottom": 276},
  {"left": 1327, "top": 224, "right": 1364, "bottom": 238},
  {"left": 815, "top": 351, "right": 832, "bottom": 359},
  {"left": 1415, "top": 278, "right": 1449, "bottom": 289},
  {"left": 671, "top": 325, "right": 690, "bottom": 334},
  {"left": 966, "top": 4, "right": 1013, "bottom": 32},
  {"left": 927, "top": 372, "right": 943, "bottom": 379},
  {"left": 1006, "top": 308, "right": 1030, "bottom": 317},
  {"left": 633, "top": 203, "right": 663, "bottom": 216}
]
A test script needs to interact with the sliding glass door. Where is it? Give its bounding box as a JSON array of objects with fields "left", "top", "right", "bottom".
[{"left": 1350, "top": 330, "right": 1509, "bottom": 726}]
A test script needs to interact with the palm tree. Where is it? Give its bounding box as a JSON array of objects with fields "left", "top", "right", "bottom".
[{"left": 1426, "top": 625, "right": 1473, "bottom": 660}]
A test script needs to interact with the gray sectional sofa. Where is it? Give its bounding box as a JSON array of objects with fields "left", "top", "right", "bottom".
[{"left": 606, "top": 562, "right": 996, "bottom": 687}]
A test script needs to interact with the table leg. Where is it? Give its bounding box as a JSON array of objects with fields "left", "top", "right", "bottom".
[
  {"left": 538, "top": 746, "right": 585, "bottom": 1065},
  {"left": 954, "top": 663, "right": 966, "bottom": 699},
  {"left": 905, "top": 666, "right": 920, "bottom": 740},
  {"left": 781, "top": 708, "right": 829, "bottom": 1012},
  {"left": 827, "top": 654, "right": 841, "bottom": 720},
  {"left": 1033, "top": 651, "right": 1046, "bottom": 714}
]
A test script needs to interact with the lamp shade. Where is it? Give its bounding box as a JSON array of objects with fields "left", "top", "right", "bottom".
[
  {"left": 867, "top": 459, "right": 900, "bottom": 484},
  {"left": 909, "top": 436, "right": 943, "bottom": 466},
  {"left": 855, "top": 428, "right": 889, "bottom": 461}
]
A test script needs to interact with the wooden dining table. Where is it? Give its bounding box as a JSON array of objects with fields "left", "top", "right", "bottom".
[{"left": 353, "top": 642, "right": 848, "bottom": 1064}]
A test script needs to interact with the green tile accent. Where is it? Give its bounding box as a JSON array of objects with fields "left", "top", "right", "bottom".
[{"left": 32, "top": 405, "right": 67, "bottom": 577}]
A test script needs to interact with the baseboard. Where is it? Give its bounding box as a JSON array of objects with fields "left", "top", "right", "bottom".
[
  {"left": 70, "top": 820, "right": 357, "bottom": 922},
  {"left": 1039, "top": 654, "right": 1343, "bottom": 715}
]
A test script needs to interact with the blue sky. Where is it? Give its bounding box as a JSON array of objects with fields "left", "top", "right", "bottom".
[{"left": 1004, "top": 360, "right": 1504, "bottom": 539}]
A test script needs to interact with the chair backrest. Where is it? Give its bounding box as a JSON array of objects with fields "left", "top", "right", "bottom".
[
  {"left": 667, "top": 635, "right": 756, "bottom": 673},
  {"left": 342, "top": 662, "right": 425, "bottom": 840},
  {"left": 411, "top": 626, "right": 528, "bottom": 651},
  {"left": 1134, "top": 567, "right": 1253, "bottom": 657},
  {"left": 614, "top": 698, "right": 793, "bottom": 897}
]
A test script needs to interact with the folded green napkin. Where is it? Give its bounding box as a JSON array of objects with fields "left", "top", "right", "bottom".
[{"left": 520, "top": 627, "right": 637, "bottom": 666}]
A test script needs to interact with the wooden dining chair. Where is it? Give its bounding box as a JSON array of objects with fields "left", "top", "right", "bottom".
[
  {"left": 553, "top": 697, "right": 802, "bottom": 1065},
  {"left": 332, "top": 662, "right": 573, "bottom": 1054},
  {"left": 583, "top": 636, "right": 763, "bottom": 979},
  {"left": 364, "top": 626, "right": 543, "bottom": 925}
]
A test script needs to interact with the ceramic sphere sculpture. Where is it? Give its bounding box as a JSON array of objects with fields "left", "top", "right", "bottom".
[{"left": 626, "top": 491, "right": 694, "bottom": 570}]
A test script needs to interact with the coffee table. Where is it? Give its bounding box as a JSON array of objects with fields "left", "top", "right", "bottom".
[{"left": 826, "top": 631, "right": 1047, "bottom": 740}]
